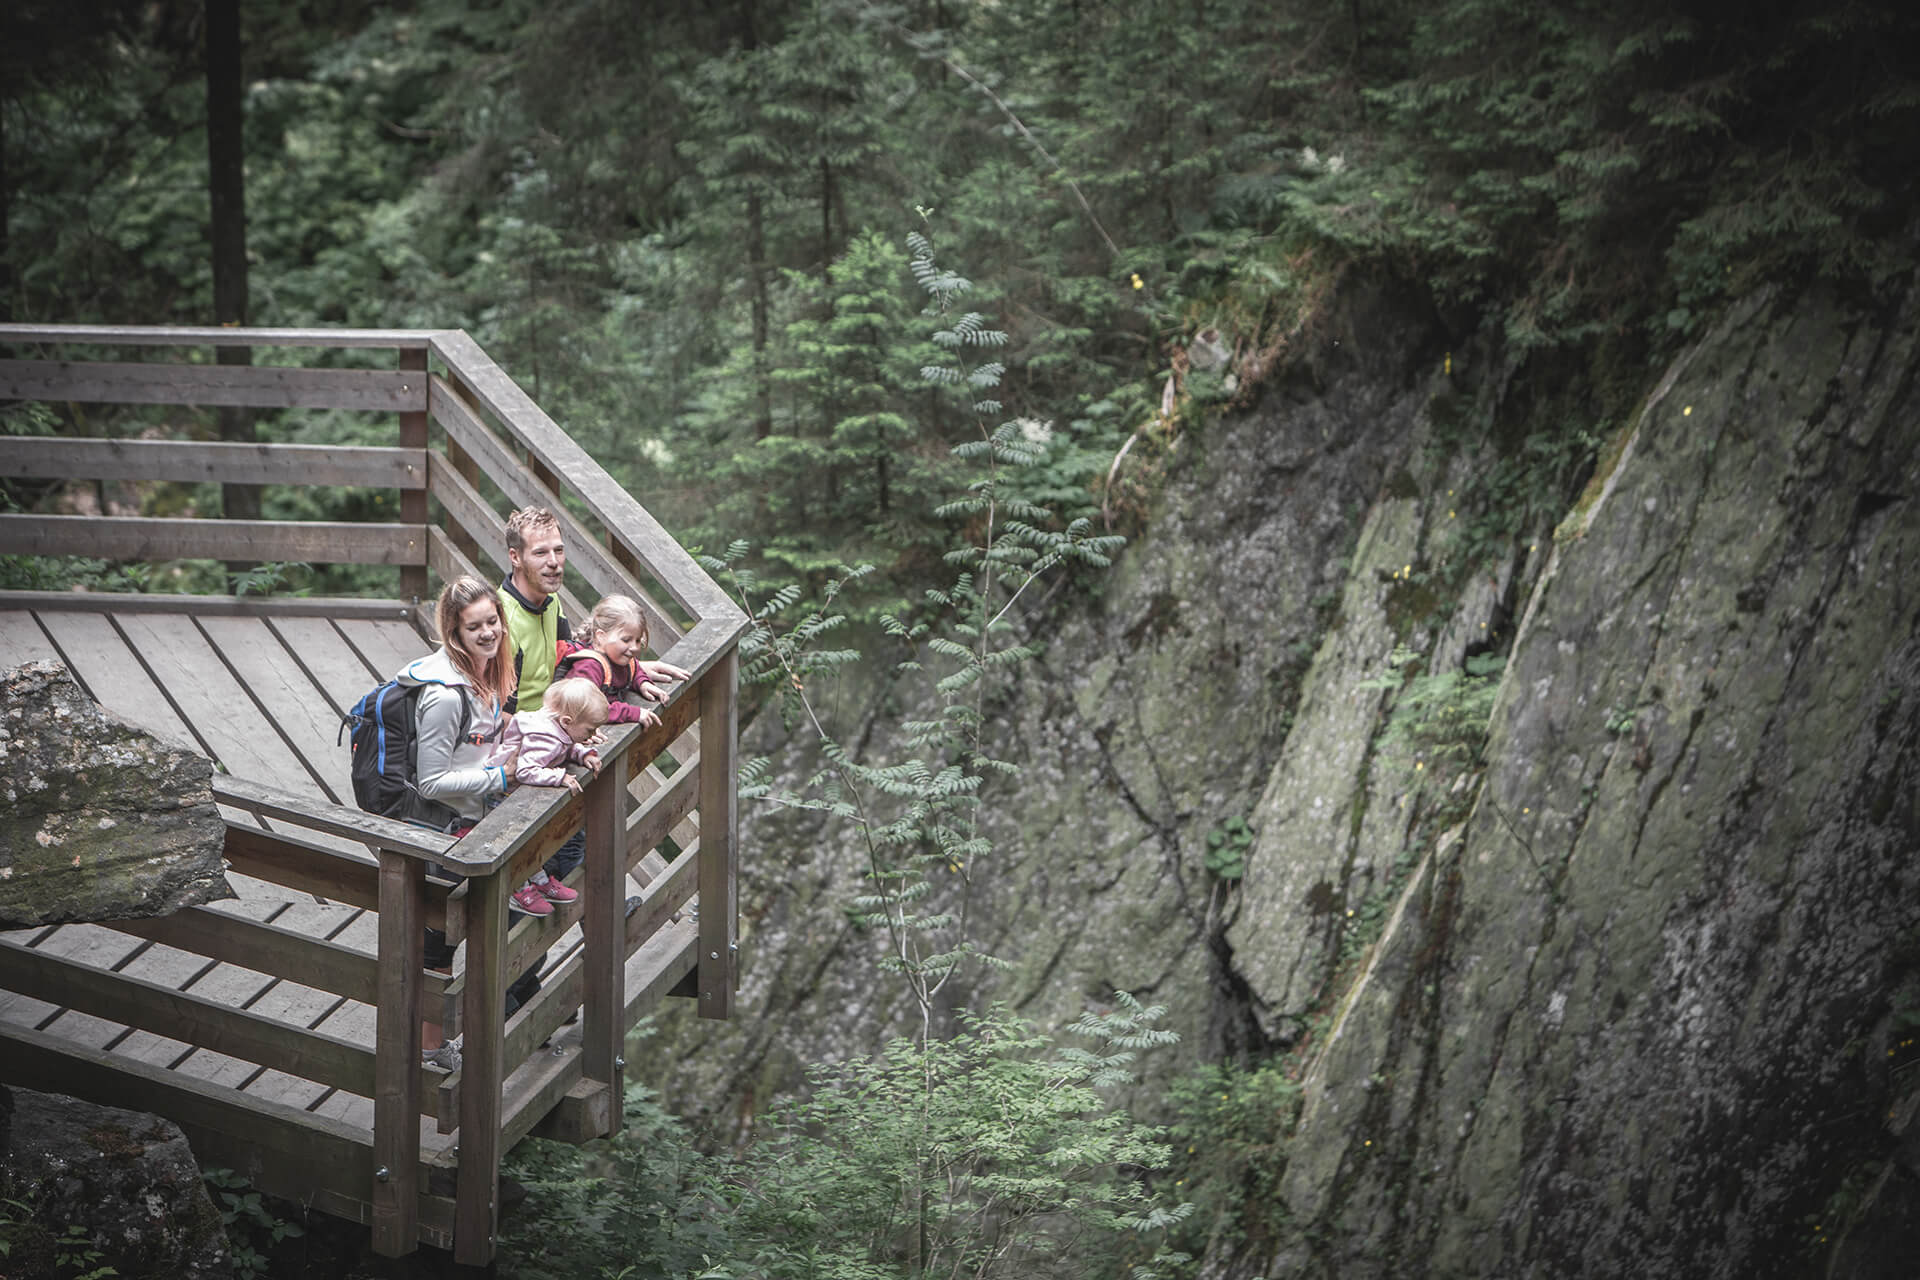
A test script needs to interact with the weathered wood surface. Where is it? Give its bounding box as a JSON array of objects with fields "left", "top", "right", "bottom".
[
  {"left": 0, "top": 358, "right": 427, "bottom": 411},
  {"left": 31, "top": 610, "right": 200, "bottom": 750},
  {"left": 0, "top": 323, "right": 438, "bottom": 349},
  {"left": 698, "top": 653, "right": 739, "bottom": 1018},
  {"left": 374, "top": 851, "right": 425, "bottom": 1254},
  {"left": 200, "top": 615, "right": 358, "bottom": 805},
  {"left": 426, "top": 386, "right": 613, "bottom": 623},
  {"left": 0, "top": 590, "right": 416, "bottom": 621},
  {"left": 333, "top": 616, "right": 430, "bottom": 681},
  {"left": 0, "top": 436, "right": 424, "bottom": 488},
  {"left": 0, "top": 608, "right": 61, "bottom": 666},
  {"left": 0, "top": 514, "right": 423, "bottom": 566},
  {"left": 399, "top": 346, "right": 431, "bottom": 605}
]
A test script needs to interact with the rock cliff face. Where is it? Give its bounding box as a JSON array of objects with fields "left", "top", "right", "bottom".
[
  {"left": 1250, "top": 287, "right": 1920, "bottom": 1278},
  {"left": 652, "top": 279, "right": 1920, "bottom": 1276}
]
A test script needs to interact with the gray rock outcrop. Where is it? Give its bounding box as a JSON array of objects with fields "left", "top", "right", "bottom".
[
  {"left": 1, "top": 658, "right": 230, "bottom": 926},
  {"left": 0, "top": 1084, "right": 231, "bottom": 1279}
]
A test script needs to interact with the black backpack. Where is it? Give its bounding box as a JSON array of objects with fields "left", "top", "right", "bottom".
[{"left": 340, "top": 678, "right": 470, "bottom": 828}]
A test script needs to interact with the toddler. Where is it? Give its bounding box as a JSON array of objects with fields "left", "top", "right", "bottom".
[{"left": 497, "top": 678, "right": 608, "bottom": 916}]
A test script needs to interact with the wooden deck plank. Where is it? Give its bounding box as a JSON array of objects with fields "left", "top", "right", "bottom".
[
  {"left": 0, "top": 608, "right": 58, "bottom": 666},
  {"left": 33, "top": 1010, "right": 130, "bottom": 1051},
  {"left": 35, "top": 609, "right": 198, "bottom": 750},
  {"left": 266, "top": 616, "right": 383, "bottom": 713},
  {"left": 198, "top": 615, "right": 355, "bottom": 806},
  {"left": 112, "top": 612, "right": 323, "bottom": 793},
  {"left": 240, "top": 1067, "right": 330, "bottom": 1111},
  {"left": 336, "top": 617, "right": 431, "bottom": 682},
  {"left": 29, "top": 921, "right": 145, "bottom": 969}
]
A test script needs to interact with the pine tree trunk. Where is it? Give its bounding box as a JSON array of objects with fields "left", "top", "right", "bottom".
[
  {"left": 748, "top": 189, "right": 773, "bottom": 440},
  {"left": 0, "top": 104, "right": 11, "bottom": 322},
  {"left": 206, "top": 0, "right": 258, "bottom": 526}
]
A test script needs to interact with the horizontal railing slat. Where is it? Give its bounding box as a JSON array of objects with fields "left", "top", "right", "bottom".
[
  {"left": 0, "top": 323, "right": 441, "bottom": 349},
  {"left": 0, "top": 1021, "right": 458, "bottom": 1250},
  {"left": 0, "top": 358, "right": 427, "bottom": 411},
  {"left": 0, "top": 514, "right": 424, "bottom": 566},
  {"left": 104, "top": 904, "right": 450, "bottom": 1009},
  {"left": 216, "top": 775, "right": 460, "bottom": 862},
  {"left": 0, "top": 589, "right": 416, "bottom": 621},
  {"left": 0, "top": 935, "right": 383, "bottom": 1100},
  {"left": 223, "top": 827, "right": 456, "bottom": 934},
  {"left": 0, "top": 437, "right": 426, "bottom": 488}
]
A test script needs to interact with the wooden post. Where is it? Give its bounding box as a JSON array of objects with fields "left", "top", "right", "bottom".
[
  {"left": 697, "top": 651, "right": 739, "bottom": 1018},
  {"left": 399, "top": 348, "right": 429, "bottom": 603},
  {"left": 372, "top": 851, "right": 424, "bottom": 1256},
  {"left": 441, "top": 376, "right": 484, "bottom": 572},
  {"left": 454, "top": 870, "right": 506, "bottom": 1267},
  {"left": 581, "top": 755, "right": 629, "bottom": 1135}
]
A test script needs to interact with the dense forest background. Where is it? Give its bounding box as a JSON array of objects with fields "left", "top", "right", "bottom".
[
  {"left": 6, "top": 1, "right": 1919, "bottom": 1276},
  {"left": 9, "top": 0, "right": 1916, "bottom": 611}
]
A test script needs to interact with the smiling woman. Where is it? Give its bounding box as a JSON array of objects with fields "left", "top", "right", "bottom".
[{"left": 399, "top": 576, "right": 517, "bottom": 829}]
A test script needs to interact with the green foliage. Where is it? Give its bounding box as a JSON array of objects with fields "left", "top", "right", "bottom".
[
  {"left": 716, "top": 232, "right": 1123, "bottom": 1025},
  {"left": 1204, "top": 816, "right": 1254, "bottom": 882},
  {"left": 1359, "top": 646, "right": 1506, "bottom": 770},
  {"left": 1164, "top": 1059, "right": 1303, "bottom": 1256},
  {"left": 714, "top": 996, "right": 1190, "bottom": 1280},
  {"left": 201, "top": 1167, "right": 303, "bottom": 1280},
  {"left": 499, "top": 1084, "right": 726, "bottom": 1280},
  {"left": 229, "top": 561, "right": 312, "bottom": 598}
]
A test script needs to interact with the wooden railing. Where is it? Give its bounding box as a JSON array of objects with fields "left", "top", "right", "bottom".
[{"left": 0, "top": 324, "right": 747, "bottom": 1264}]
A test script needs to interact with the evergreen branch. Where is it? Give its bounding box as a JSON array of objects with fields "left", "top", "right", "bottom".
[{"left": 887, "top": 23, "right": 1123, "bottom": 264}]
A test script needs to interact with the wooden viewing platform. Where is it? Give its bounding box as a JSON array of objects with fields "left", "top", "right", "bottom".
[{"left": 0, "top": 324, "right": 748, "bottom": 1266}]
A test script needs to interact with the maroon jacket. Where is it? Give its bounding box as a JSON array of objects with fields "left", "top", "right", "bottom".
[{"left": 554, "top": 646, "right": 654, "bottom": 723}]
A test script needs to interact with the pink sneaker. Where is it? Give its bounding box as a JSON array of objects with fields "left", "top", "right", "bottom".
[
  {"left": 534, "top": 872, "right": 578, "bottom": 905},
  {"left": 510, "top": 883, "right": 554, "bottom": 916}
]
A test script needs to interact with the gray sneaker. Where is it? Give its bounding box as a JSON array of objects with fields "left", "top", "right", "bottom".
[{"left": 421, "top": 1039, "right": 462, "bottom": 1073}]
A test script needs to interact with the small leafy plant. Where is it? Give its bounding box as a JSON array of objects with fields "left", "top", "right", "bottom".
[
  {"left": 201, "top": 1168, "right": 303, "bottom": 1280},
  {"left": 1204, "top": 816, "right": 1254, "bottom": 881}
]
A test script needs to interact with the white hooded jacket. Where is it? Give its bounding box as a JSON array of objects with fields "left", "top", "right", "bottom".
[{"left": 395, "top": 647, "right": 508, "bottom": 824}]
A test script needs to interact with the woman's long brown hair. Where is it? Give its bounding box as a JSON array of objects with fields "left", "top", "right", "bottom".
[{"left": 435, "top": 576, "right": 514, "bottom": 712}]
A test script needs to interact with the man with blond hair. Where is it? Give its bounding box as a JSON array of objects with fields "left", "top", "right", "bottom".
[{"left": 497, "top": 505, "right": 571, "bottom": 715}]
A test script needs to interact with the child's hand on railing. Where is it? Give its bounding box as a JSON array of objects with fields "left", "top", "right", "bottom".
[
  {"left": 584, "top": 751, "right": 602, "bottom": 776},
  {"left": 564, "top": 773, "right": 584, "bottom": 795},
  {"left": 638, "top": 707, "right": 662, "bottom": 729}
]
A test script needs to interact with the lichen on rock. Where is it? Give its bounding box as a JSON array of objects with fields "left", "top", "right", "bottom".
[{"left": 0, "top": 659, "right": 230, "bottom": 926}]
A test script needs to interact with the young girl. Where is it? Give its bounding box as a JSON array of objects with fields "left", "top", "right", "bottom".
[
  {"left": 497, "top": 679, "right": 608, "bottom": 916},
  {"left": 554, "top": 594, "right": 691, "bottom": 725}
]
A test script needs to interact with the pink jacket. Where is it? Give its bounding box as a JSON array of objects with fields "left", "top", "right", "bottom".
[{"left": 496, "top": 709, "right": 595, "bottom": 787}]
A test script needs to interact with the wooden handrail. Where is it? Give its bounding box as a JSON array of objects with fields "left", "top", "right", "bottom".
[{"left": 0, "top": 323, "right": 442, "bottom": 348}]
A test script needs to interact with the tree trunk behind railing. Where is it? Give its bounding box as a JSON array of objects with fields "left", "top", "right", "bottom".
[{"left": 205, "top": 0, "right": 258, "bottom": 532}]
